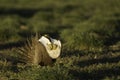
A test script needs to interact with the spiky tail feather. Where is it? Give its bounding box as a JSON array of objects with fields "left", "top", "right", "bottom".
[{"left": 17, "top": 34, "right": 53, "bottom": 66}]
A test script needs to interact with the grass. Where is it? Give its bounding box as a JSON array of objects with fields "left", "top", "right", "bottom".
[
  {"left": 0, "top": 0, "right": 120, "bottom": 80},
  {"left": 0, "top": 48, "right": 120, "bottom": 80}
]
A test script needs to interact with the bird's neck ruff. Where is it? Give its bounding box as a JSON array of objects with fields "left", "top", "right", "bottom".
[{"left": 38, "top": 36, "right": 61, "bottom": 59}]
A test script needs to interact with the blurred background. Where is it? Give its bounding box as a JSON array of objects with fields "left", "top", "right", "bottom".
[
  {"left": 0, "top": 0, "right": 120, "bottom": 51},
  {"left": 0, "top": 0, "right": 120, "bottom": 79}
]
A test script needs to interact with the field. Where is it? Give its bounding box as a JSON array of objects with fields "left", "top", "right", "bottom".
[{"left": 0, "top": 0, "right": 120, "bottom": 80}]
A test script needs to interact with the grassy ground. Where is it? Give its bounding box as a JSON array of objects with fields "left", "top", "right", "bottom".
[
  {"left": 0, "top": 0, "right": 120, "bottom": 80},
  {"left": 0, "top": 46, "right": 120, "bottom": 80}
]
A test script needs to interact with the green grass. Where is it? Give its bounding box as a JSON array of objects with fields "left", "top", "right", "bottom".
[
  {"left": 0, "top": 0, "right": 120, "bottom": 80},
  {"left": 0, "top": 49, "right": 120, "bottom": 80}
]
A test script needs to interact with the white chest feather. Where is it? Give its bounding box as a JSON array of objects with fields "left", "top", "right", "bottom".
[{"left": 38, "top": 36, "right": 61, "bottom": 59}]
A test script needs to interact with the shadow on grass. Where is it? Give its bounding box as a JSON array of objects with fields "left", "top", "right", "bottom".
[
  {"left": 0, "top": 52, "right": 24, "bottom": 65},
  {"left": 70, "top": 67, "right": 120, "bottom": 80},
  {"left": 0, "top": 53, "right": 25, "bottom": 73},
  {"left": 61, "top": 50, "right": 87, "bottom": 58},
  {"left": 61, "top": 48, "right": 120, "bottom": 79},
  {"left": 0, "top": 40, "right": 26, "bottom": 50},
  {"left": 78, "top": 55, "right": 120, "bottom": 67},
  {"left": 0, "top": 8, "right": 54, "bottom": 18},
  {"left": 69, "top": 51, "right": 120, "bottom": 79}
]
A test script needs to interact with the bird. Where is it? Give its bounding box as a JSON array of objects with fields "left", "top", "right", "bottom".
[
  {"left": 18, "top": 34, "right": 61, "bottom": 66},
  {"left": 32, "top": 34, "right": 61, "bottom": 66},
  {"left": 39, "top": 35, "right": 61, "bottom": 59}
]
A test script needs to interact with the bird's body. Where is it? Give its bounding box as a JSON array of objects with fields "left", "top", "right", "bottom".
[
  {"left": 33, "top": 35, "right": 61, "bottom": 65},
  {"left": 39, "top": 36, "right": 61, "bottom": 59},
  {"left": 33, "top": 41, "right": 53, "bottom": 65},
  {"left": 19, "top": 35, "right": 61, "bottom": 66}
]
